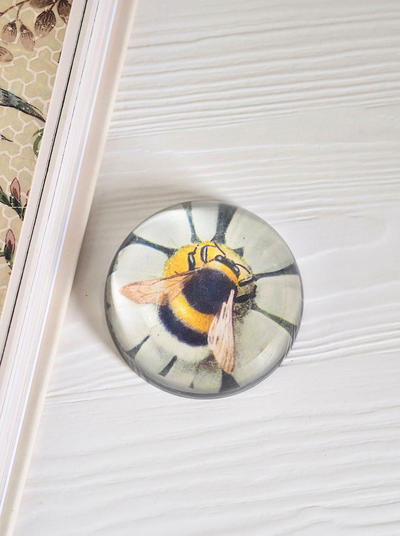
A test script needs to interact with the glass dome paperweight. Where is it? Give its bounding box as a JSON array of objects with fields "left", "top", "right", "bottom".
[{"left": 105, "top": 201, "right": 303, "bottom": 398}]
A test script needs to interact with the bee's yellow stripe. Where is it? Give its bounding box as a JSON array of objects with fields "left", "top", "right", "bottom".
[{"left": 169, "top": 293, "right": 213, "bottom": 334}]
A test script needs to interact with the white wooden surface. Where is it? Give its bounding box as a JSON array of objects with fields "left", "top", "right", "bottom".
[{"left": 14, "top": 0, "right": 400, "bottom": 534}]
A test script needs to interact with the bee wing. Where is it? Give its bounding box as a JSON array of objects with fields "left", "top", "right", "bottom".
[
  {"left": 208, "top": 289, "right": 235, "bottom": 374},
  {"left": 120, "top": 270, "right": 196, "bottom": 305}
]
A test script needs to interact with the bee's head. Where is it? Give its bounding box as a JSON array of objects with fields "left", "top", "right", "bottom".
[
  {"left": 214, "top": 254, "right": 243, "bottom": 278},
  {"left": 163, "top": 240, "right": 255, "bottom": 305}
]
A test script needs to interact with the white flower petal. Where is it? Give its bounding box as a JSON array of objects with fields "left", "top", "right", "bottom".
[
  {"left": 225, "top": 208, "right": 294, "bottom": 274},
  {"left": 106, "top": 272, "right": 158, "bottom": 351},
  {"left": 149, "top": 323, "right": 210, "bottom": 365},
  {"left": 158, "top": 358, "right": 197, "bottom": 394},
  {"left": 136, "top": 325, "right": 212, "bottom": 395},
  {"left": 233, "top": 309, "right": 291, "bottom": 385},
  {"left": 114, "top": 243, "right": 168, "bottom": 284},
  {"left": 135, "top": 335, "right": 174, "bottom": 378},
  {"left": 191, "top": 201, "right": 220, "bottom": 242},
  {"left": 158, "top": 356, "right": 223, "bottom": 396},
  {"left": 106, "top": 302, "right": 154, "bottom": 352},
  {"left": 135, "top": 204, "right": 192, "bottom": 249},
  {"left": 255, "top": 275, "right": 302, "bottom": 326},
  {"left": 234, "top": 330, "right": 291, "bottom": 387},
  {"left": 107, "top": 242, "right": 167, "bottom": 351},
  {"left": 192, "top": 358, "right": 222, "bottom": 394}
]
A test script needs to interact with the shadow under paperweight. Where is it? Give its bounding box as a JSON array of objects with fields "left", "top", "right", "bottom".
[{"left": 105, "top": 201, "right": 303, "bottom": 398}]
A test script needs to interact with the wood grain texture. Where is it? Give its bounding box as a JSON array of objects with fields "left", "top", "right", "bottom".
[
  {"left": 109, "top": 0, "right": 400, "bottom": 137},
  {"left": 13, "top": 0, "right": 400, "bottom": 534}
]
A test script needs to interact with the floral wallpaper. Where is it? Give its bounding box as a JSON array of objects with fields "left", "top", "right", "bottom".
[{"left": 0, "top": 0, "right": 70, "bottom": 313}]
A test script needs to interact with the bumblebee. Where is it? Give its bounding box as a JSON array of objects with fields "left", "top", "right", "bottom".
[{"left": 120, "top": 241, "right": 256, "bottom": 374}]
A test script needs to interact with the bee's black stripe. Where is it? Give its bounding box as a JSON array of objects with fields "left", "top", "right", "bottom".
[
  {"left": 252, "top": 303, "right": 297, "bottom": 337},
  {"left": 122, "top": 233, "right": 177, "bottom": 257},
  {"left": 254, "top": 263, "right": 299, "bottom": 280},
  {"left": 235, "top": 287, "right": 256, "bottom": 303},
  {"left": 159, "top": 305, "right": 208, "bottom": 346},
  {"left": 182, "top": 202, "right": 200, "bottom": 243},
  {"left": 219, "top": 371, "right": 239, "bottom": 392},
  {"left": 211, "top": 204, "right": 237, "bottom": 244},
  {"left": 159, "top": 355, "right": 178, "bottom": 377},
  {"left": 125, "top": 335, "right": 150, "bottom": 361},
  {"left": 238, "top": 276, "right": 255, "bottom": 287}
]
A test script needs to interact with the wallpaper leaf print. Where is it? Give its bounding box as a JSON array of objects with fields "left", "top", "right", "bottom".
[
  {"left": 0, "top": 0, "right": 69, "bottom": 313},
  {"left": 0, "top": 87, "right": 46, "bottom": 123}
]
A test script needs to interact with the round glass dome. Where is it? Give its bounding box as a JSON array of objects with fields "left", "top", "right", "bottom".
[{"left": 105, "top": 201, "right": 303, "bottom": 398}]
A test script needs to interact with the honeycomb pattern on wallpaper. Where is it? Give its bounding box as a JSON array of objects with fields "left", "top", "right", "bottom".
[{"left": 0, "top": 0, "right": 70, "bottom": 313}]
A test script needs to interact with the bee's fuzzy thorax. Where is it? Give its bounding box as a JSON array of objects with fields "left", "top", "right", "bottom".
[{"left": 182, "top": 268, "right": 236, "bottom": 315}]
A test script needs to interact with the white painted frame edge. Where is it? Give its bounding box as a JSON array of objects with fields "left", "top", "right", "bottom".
[
  {"left": 0, "top": 0, "right": 138, "bottom": 532},
  {"left": 0, "top": 0, "right": 89, "bottom": 353}
]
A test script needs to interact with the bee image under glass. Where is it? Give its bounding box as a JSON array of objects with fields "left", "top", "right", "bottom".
[{"left": 105, "top": 201, "right": 303, "bottom": 398}]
